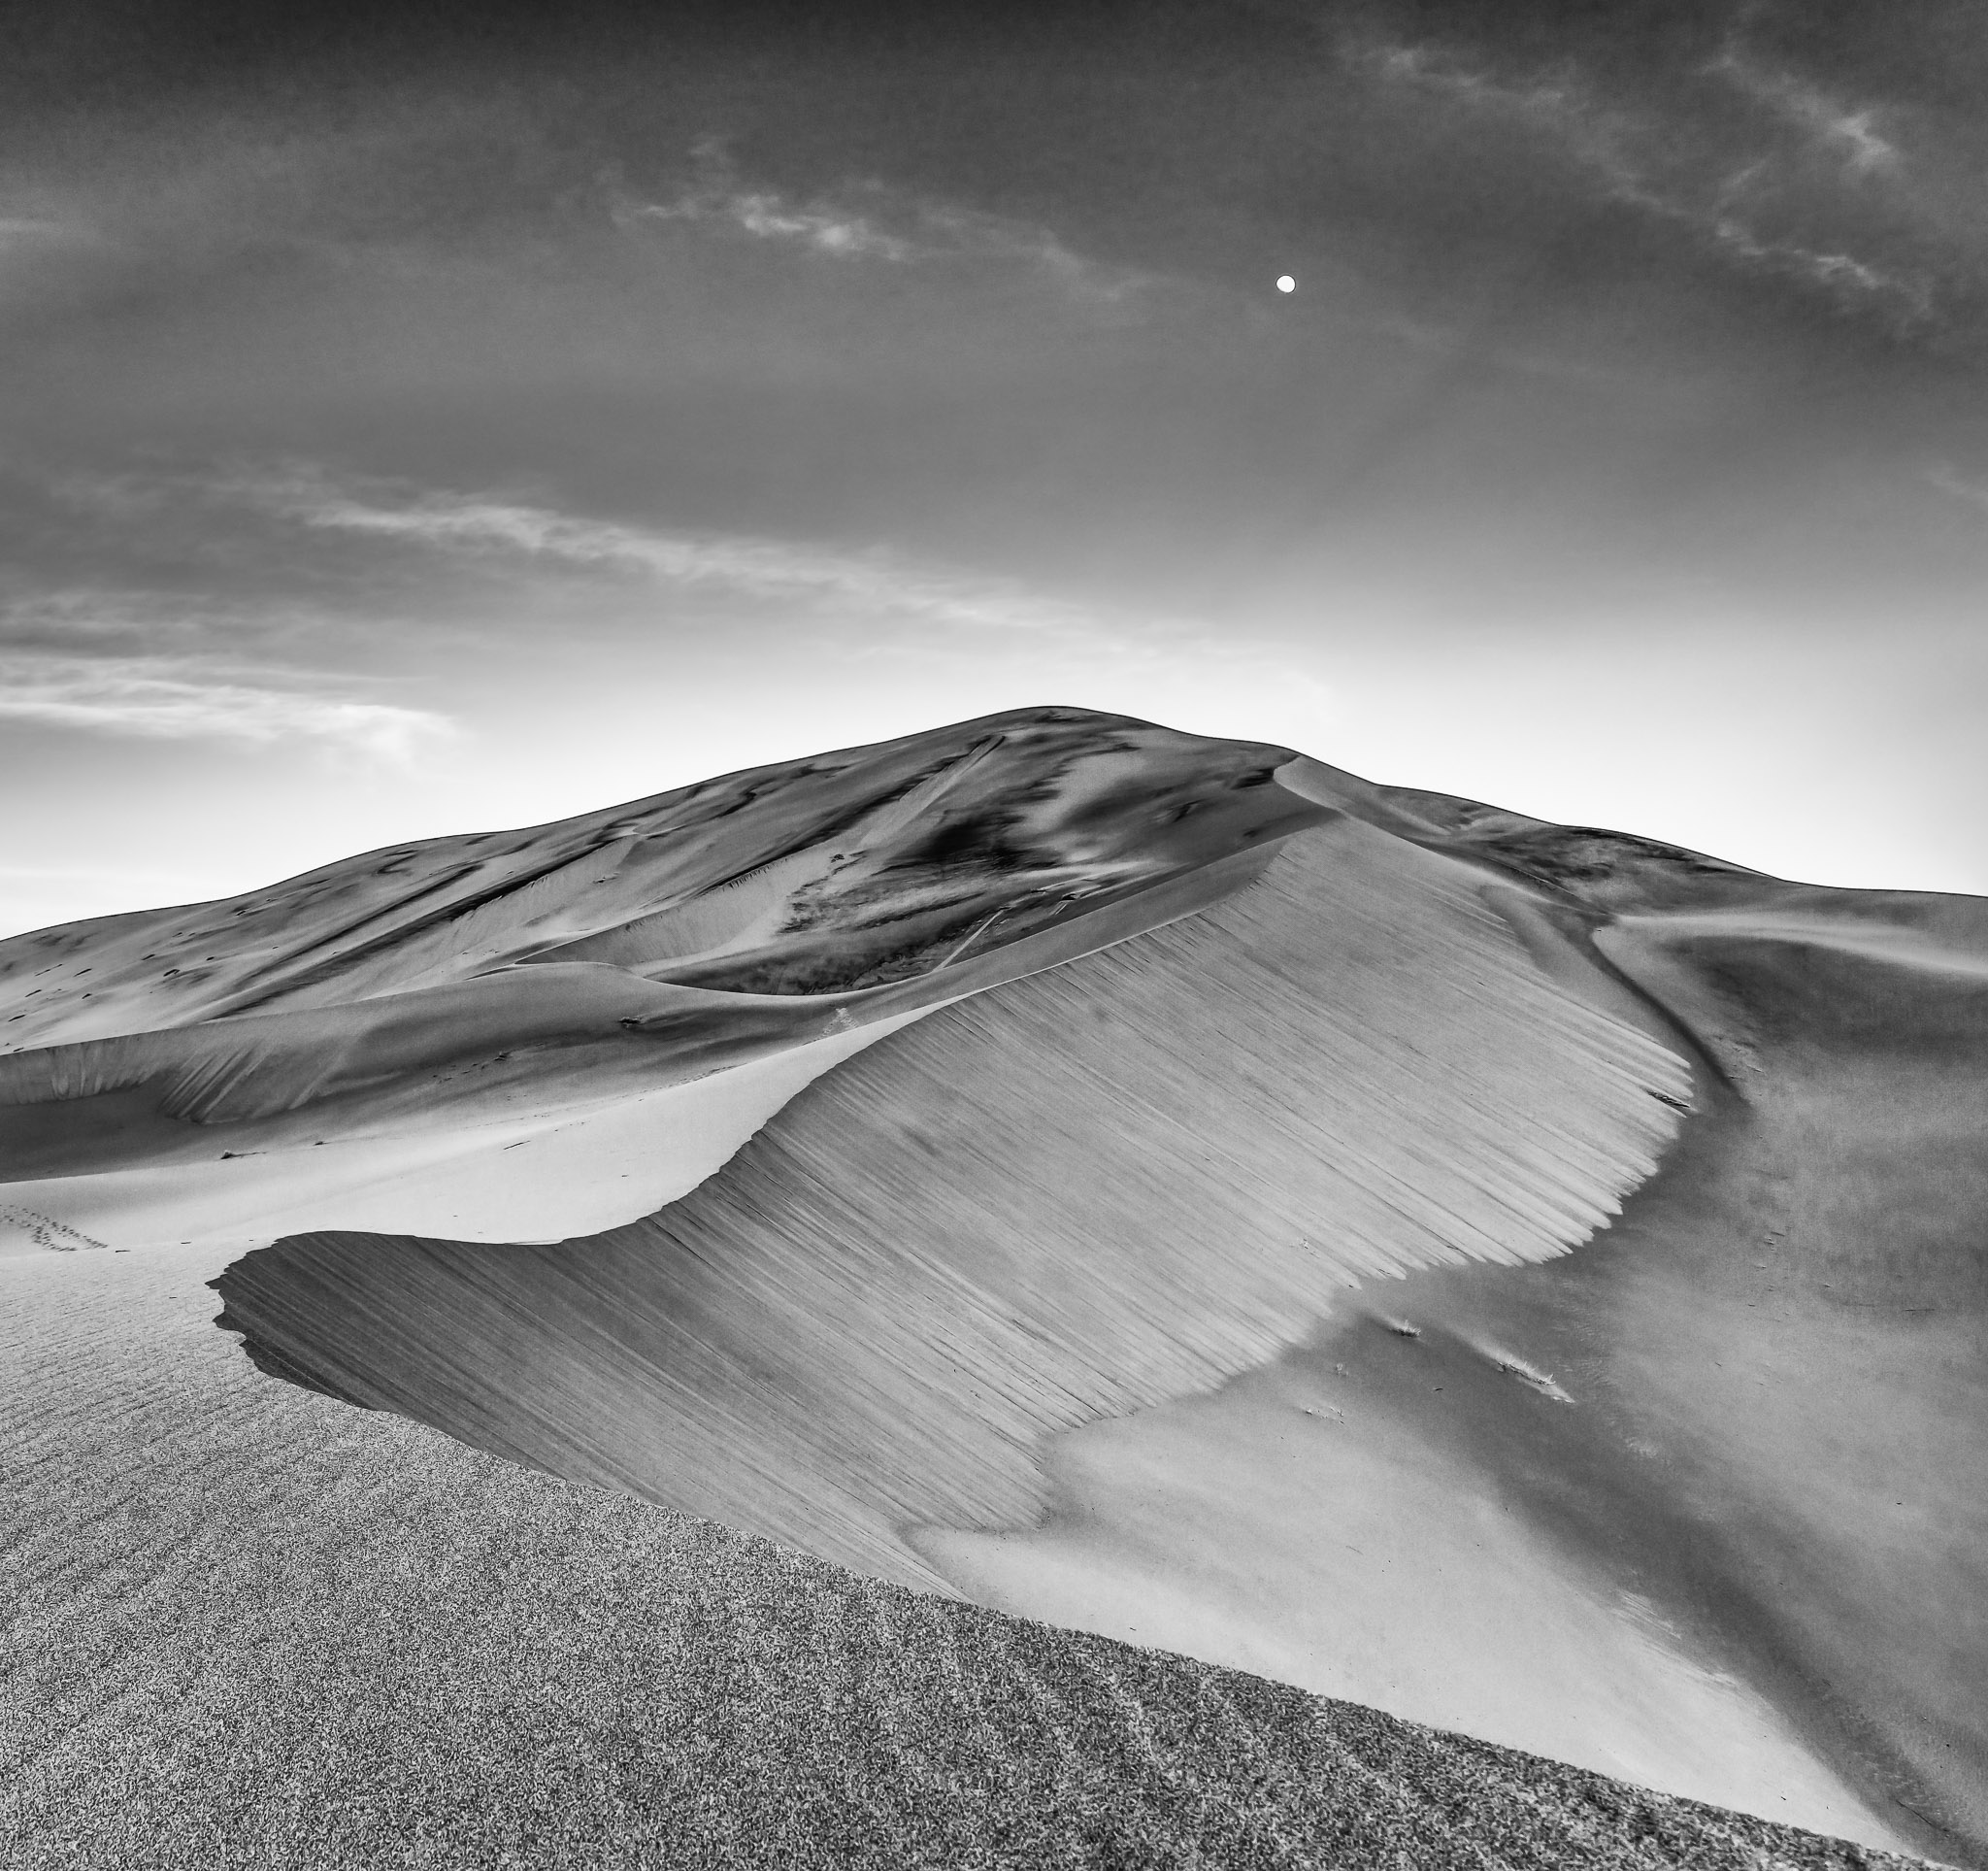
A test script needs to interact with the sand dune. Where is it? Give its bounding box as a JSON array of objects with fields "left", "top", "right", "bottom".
[
  {"left": 5, "top": 707, "right": 1978, "bottom": 1866},
  {"left": 0, "top": 711, "right": 1310, "bottom": 1050},
  {"left": 213, "top": 816, "right": 1689, "bottom": 1581},
  {"left": 0, "top": 712, "right": 1310, "bottom": 1246}
]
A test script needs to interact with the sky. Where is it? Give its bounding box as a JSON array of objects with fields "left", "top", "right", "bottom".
[{"left": 3, "top": 0, "right": 1986, "bottom": 934}]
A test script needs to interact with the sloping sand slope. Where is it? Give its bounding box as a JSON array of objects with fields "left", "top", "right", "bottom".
[
  {"left": 5, "top": 707, "right": 1978, "bottom": 1865},
  {"left": 931, "top": 809, "right": 1988, "bottom": 1860},
  {"left": 1, "top": 711, "right": 1314, "bottom": 1249},
  {"left": 4, "top": 1247, "right": 1915, "bottom": 1871}
]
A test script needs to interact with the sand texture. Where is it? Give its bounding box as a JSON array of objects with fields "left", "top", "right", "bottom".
[
  {"left": 1, "top": 1244, "right": 1929, "bottom": 1871},
  {"left": 4, "top": 707, "right": 1979, "bottom": 1865}
]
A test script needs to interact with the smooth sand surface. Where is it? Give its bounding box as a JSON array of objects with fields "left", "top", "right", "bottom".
[
  {"left": 0, "top": 1005, "right": 931, "bottom": 1256},
  {"left": 922, "top": 1355, "right": 1882, "bottom": 1836},
  {"left": 6, "top": 707, "right": 1978, "bottom": 1865}
]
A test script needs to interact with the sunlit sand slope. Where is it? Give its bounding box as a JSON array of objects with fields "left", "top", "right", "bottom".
[
  {"left": 3, "top": 1249, "right": 1916, "bottom": 1871},
  {"left": 215, "top": 816, "right": 1688, "bottom": 1583}
]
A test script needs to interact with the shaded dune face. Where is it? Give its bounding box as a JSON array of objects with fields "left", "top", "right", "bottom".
[
  {"left": 921, "top": 912, "right": 1988, "bottom": 1861},
  {"left": 213, "top": 818, "right": 1689, "bottom": 1586},
  {"left": 1573, "top": 931, "right": 1988, "bottom": 1853}
]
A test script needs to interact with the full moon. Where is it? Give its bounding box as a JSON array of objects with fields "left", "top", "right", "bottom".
[{"left": 1276, "top": 275, "right": 1296, "bottom": 292}]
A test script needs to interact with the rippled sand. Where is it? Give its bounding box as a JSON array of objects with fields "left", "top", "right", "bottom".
[{"left": 2, "top": 1244, "right": 1927, "bottom": 1871}]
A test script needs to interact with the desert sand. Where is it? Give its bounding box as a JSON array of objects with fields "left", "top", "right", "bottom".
[{"left": 3, "top": 706, "right": 1977, "bottom": 1867}]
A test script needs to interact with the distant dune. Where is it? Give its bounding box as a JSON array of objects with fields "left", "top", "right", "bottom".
[{"left": 4, "top": 708, "right": 1979, "bottom": 1868}]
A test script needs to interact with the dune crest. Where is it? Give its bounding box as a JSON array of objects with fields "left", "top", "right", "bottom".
[
  {"left": 0, "top": 711, "right": 1316, "bottom": 1243},
  {"left": 0, "top": 711, "right": 1309, "bottom": 1052}
]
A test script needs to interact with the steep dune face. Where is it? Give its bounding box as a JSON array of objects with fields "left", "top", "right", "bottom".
[
  {"left": 213, "top": 817, "right": 1689, "bottom": 1585},
  {"left": 11, "top": 707, "right": 1983, "bottom": 1862},
  {"left": 919, "top": 923, "right": 1988, "bottom": 1857},
  {"left": 913, "top": 836, "right": 1988, "bottom": 1861}
]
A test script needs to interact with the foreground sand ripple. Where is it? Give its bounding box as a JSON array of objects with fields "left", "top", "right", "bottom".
[{"left": 2, "top": 1245, "right": 1927, "bottom": 1870}]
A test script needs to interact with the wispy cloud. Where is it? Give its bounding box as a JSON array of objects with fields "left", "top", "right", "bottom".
[
  {"left": 1707, "top": 44, "right": 1901, "bottom": 179},
  {"left": 1362, "top": 44, "right": 1646, "bottom": 196},
  {"left": 0, "top": 585, "right": 454, "bottom": 758},
  {"left": 0, "top": 653, "right": 455, "bottom": 757},
  {"left": 1703, "top": 212, "right": 1933, "bottom": 318},
  {"left": 908, "top": 200, "right": 1144, "bottom": 303},
  {"left": 0, "top": 585, "right": 316, "bottom": 658},
  {"left": 632, "top": 178, "right": 915, "bottom": 263},
  {"left": 1359, "top": 33, "right": 1939, "bottom": 335},
  {"left": 220, "top": 468, "right": 1336, "bottom": 734},
  {"left": 249, "top": 471, "right": 1108, "bottom": 635},
  {"left": 1928, "top": 465, "right": 1988, "bottom": 515},
  {"left": 0, "top": 217, "right": 73, "bottom": 245},
  {"left": 616, "top": 143, "right": 1149, "bottom": 304}
]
